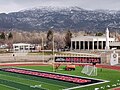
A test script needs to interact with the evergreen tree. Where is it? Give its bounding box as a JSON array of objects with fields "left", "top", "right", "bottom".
[
  {"left": 95, "top": 32, "right": 103, "bottom": 36},
  {"left": 46, "top": 30, "right": 54, "bottom": 49},
  {"left": 64, "top": 30, "right": 72, "bottom": 48},
  {"left": 8, "top": 32, "right": 13, "bottom": 39},
  {"left": 0, "top": 32, "right": 5, "bottom": 40},
  {"left": 47, "top": 30, "right": 53, "bottom": 41}
]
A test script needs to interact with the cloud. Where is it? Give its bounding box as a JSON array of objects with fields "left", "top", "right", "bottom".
[{"left": 0, "top": 0, "right": 120, "bottom": 13}]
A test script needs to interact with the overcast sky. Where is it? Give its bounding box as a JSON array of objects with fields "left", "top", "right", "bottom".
[{"left": 0, "top": 0, "right": 120, "bottom": 13}]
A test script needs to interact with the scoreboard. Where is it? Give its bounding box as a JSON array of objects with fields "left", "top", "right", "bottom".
[{"left": 55, "top": 57, "right": 101, "bottom": 64}]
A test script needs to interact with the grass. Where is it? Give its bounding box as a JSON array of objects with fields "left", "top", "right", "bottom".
[
  {"left": 0, "top": 84, "right": 16, "bottom": 90},
  {"left": 0, "top": 65, "right": 119, "bottom": 90}
]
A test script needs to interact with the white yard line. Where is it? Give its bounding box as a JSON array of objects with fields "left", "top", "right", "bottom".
[
  {"left": 0, "top": 69, "right": 67, "bottom": 89},
  {"left": 0, "top": 84, "right": 18, "bottom": 90},
  {"left": 63, "top": 80, "right": 109, "bottom": 90}
]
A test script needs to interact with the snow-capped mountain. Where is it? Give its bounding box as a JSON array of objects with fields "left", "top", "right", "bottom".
[{"left": 0, "top": 6, "right": 120, "bottom": 31}]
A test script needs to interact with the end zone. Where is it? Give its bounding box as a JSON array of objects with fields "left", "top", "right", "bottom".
[{"left": 0, "top": 67, "right": 109, "bottom": 90}]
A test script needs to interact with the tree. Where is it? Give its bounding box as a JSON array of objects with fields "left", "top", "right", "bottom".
[
  {"left": 47, "top": 30, "right": 53, "bottom": 41},
  {"left": 46, "top": 30, "right": 54, "bottom": 49},
  {"left": 0, "top": 32, "right": 5, "bottom": 40},
  {"left": 8, "top": 32, "right": 13, "bottom": 39},
  {"left": 64, "top": 30, "right": 72, "bottom": 49},
  {"left": 95, "top": 32, "right": 103, "bottom": 36}
]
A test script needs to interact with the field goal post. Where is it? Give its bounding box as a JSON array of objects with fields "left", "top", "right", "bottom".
[{"left": 81, "top": 64, "right": 97, "bottom": 76}]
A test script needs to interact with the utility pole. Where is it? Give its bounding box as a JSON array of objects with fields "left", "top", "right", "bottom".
[
  {"left": 41, "top": 37, "right": 44, "bottom": 63},
  {"left": 52, "top": 35, "right": 55, "bottom": 72}
]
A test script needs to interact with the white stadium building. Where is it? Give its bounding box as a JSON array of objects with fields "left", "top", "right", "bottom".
[
  {"left": 71, "top": 28, "right": 120, "bottom": 51},
  {"left": 71, "top": 36, "right": 115, "bottom": 50}
]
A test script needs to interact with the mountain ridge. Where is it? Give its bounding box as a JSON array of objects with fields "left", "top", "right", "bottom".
[{"left": 0, "top": 6, "right": 120, "bottom": 32}]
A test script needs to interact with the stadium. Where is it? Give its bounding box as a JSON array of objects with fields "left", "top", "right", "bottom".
[{"left": 0, "top": 28, "right": 119, "bottom": 90}]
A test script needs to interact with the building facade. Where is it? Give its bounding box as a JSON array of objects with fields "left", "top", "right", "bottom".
[
  {"left": 71, "top": 36, "right": 115, "bottom": 50},
  {"left": 13, "top": 43, "right": 35, "bottom": 52}
]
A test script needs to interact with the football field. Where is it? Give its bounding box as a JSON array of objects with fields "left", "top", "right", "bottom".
[{"left": 0, "top": 65, "right": 119, "bottom": 90}]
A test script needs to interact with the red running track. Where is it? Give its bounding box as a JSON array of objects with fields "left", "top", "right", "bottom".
[
  {"left": 0, "top": 63, "right": 120, "bottom": 71},
  {"left": 77, "top": 64, "right": 120, "bottom": 71},
  {"left": 96, "top": 64, "right": 120, "bottom": 71},
  {"left": 112, "top": 87, "right": 120, "bottom": 90}
]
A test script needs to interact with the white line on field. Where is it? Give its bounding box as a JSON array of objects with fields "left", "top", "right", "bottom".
[
  {"left": 13, "top": 67, "right": 109, "bottom": 82},
  {"left": 0, "top": 70, "right": 66, "bottom": 89},
  {"left": 7, "top": 67, "right": 110, "bottom": 90},
  {"left": 63, "top": 80, "right": 109, "bottom": 90},
  {"left": 0, "top": 83, "right": 18, "bottom": 90}
]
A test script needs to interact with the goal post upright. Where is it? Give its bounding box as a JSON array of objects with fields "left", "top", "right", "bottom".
[
  {"left": 81, "top": 63, "right": 98, "bottom": 76},
  {"left": 52, "top": 54, "right": 54, "bottom": 72}
]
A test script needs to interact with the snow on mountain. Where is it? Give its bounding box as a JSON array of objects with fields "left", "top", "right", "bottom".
[{"left": 0, "top": 6, "right": 120, "bottom": 32}]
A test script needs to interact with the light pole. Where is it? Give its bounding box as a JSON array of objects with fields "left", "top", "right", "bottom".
[
  {"left": 52, "top": 34, "right": 55, "bottom": 72},
  {"left": 53, "top": 35, "right": 54, "bottom": 58},
  {"left": 41, "top": 37, "right": 44, "bottom": 63}
]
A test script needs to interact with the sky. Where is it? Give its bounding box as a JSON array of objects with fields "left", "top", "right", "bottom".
[{"left": 0, "top": 0, "right": 120, "bottom": 13}]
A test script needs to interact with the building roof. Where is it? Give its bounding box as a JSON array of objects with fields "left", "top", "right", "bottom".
[
  {"left": 13, "top": 43, "right": 31, "bottom": 46},
  {"left": 71, "top": 36, "right": 115, "bottom": 41}
]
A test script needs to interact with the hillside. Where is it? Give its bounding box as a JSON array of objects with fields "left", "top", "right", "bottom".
[{"left": 0, "top": 6, "right": 120, "bottom": 32}]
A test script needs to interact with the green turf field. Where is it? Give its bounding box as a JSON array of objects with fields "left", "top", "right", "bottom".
[{"left": 0, "top": 65, "right": 119, "bottom": 90}]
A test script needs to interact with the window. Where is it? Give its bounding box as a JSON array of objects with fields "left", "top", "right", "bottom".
[
  {"left": 76, "top": 41, "right": 79, "bottom": 49},
  {"left": 15, "top": 46, "right": 18, "bottom": 48},
  {"left": 81, "top": 41, "right": 83, "bottom": 49},
  {"left": 85, "top": 41, "right": 88, "bottom": 49},
  {"left": 89, "top": 41, "right": 93, "bottom": 49},
  {"left": 94, "top": 41, "right": 97, "bottom": 49}
]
